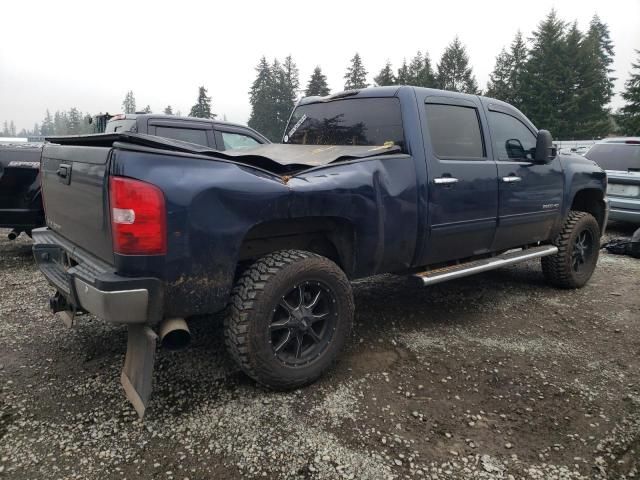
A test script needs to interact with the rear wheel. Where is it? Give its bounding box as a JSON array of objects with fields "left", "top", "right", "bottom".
[
  {"left": 541, "top": 211, "right": 600, "bottom": 288},
  {"left": 224, "top": 250, "right": 354, "bottom": 389}
]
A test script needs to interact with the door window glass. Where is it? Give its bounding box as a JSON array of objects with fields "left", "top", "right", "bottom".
[
  {"left": 425, "top": 104, "right": 485, "bottom": 159},
  {"left": 488, "top": 111, "right": 536, "bottom": 161},
  {"left": 154, "top": 126, "right": 209, "bottom": 146},
  {"left": 222, "top": 132, "right": 260, "bottom": 150}
]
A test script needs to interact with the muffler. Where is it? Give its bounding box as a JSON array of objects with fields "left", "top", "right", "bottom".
[
  {"left": 7, "top": 229, "right": 20, "bottom": 240},
  {"left": 158, "top": 317, "right": 191, "bottom": 350}
]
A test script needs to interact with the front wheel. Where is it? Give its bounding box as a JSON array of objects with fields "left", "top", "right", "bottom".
[
  {"left": 224, "top": 250, "right": 354, "bottom": 389},
  {"left": 541, "top": 211, "right": 600, "bottom": 289}
]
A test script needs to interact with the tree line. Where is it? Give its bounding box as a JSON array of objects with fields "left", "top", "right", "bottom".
[
  {"left": 246, "top": 10, "right": 638, "bottom": 141},
  {"left": 2, "top": 9, "right": 638, "bottom": 140}
]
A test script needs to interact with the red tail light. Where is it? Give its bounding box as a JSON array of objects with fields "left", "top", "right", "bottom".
[{"left": 109, "top": 176, "right": 166, "bottom": 255}]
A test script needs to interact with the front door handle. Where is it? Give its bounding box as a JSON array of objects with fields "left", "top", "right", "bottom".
[
  {"left": 434, "top": 177, "right": 459, "bottom": 185},
  {"left": 502, "top": 176, "right": 522, "bottom": 183}
]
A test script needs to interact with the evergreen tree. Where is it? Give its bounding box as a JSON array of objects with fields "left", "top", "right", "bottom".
[
  {"left": 41, "top": 109, "right": 54, "bottom": 136},
  {"left": 408, "top": 51, "right": 436, "bottom": 87},
  {"left": 436, "top": 37, "right": 479, "bottom": 94},
  {"left": 9, "top": 121, "right": 16, "bottom": 137},
  {"left": 573, "top": 15, "right": 615, "bottom": 138},
  {"left": 305, "top": 66, "right": 331, "bottom": 96},
  {"left": 271, "top": 59, "right": 295, "bottom": 139},
  {"left": 122, "top": 91, "right": 136, "bottom": 114},
  {"left": 2, "top": 121, "right": 9, "bottom": 136},
  {"left": 142, "top": 105, "right": 152, "bottom": 114},
  {"left": 519, "top": 10, "right": 568, "bottom": 136},
  {"left": 248, "top": 56, "right": 278, "bottom": 140},
  {"left": 486, "top": 31, "right": 528, "bottom": 108},
  {"left": 618, "top": 50, "right": 640, "bottom": 135},
  {"left": 374, "top": 61, "right": 396, "bottom": 86},
  {"left": 343, "top": 53, "right": 368, "bottom": 90},
  {"left": 32, "top": 123, "right": 40, "bottom": 136},
  {"left": 396, "top": 59, "right": 410, "bottom": 85},
  {"left": 486, "top": 48, "right": 512, "bottom": 99},
  {"left": 558, "top": 22, "right": 583, "bottom": 139},
  {"left": 164, "top": 105, "right": 174, "bottom": 115},
  {"left": 67, "top": 108, "right": 81, "bottom": 134},
  {"left": 189, "top": 86, "right": 215, "bottom": 118},
  {"left": 54, "top": 111, "right": 69, "bottom": 135},
  {"left": 283, "top": 55, "right": 300, "bottom": 98}
]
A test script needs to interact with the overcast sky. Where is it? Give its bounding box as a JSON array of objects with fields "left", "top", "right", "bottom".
[{"left": 1, "top": 0, "right": 639, "bottom": 132}]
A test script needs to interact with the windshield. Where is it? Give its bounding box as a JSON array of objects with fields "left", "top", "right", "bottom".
[
  {"left": 586, "top": 143, "right": 640, "bottom": 171},
  {"left": 104, "top": 119, "right": 137, "bottom": 134},
  {"left": 283, "top": 97, "right": 404, "bottom": 150}
]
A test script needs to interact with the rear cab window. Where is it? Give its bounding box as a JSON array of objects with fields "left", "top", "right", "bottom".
[
  {"left": 586, "top": 143, "right": 640, "bottom": 171},
  {"left": 283, "top": 97, "right": 405, "bottom": 150},
  {"left": 105, "top": 119, "right": 137, "bottom": 133},
  {"left": 153, "top": 126, "right": 209, "bottom": 147},
  {"left": 424, "top": 104, "right": 485, "bottom": 159}
]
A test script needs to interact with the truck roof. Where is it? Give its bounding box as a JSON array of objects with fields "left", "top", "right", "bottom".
[
  {"left": 299, "top": 85, "right": 491, "bottom": 104},
  {"left": 297, "top": 86, "right": 537, "bottom": 133},
  {"left": 111, "top": 113, "right": 253, "bottom": 131}
]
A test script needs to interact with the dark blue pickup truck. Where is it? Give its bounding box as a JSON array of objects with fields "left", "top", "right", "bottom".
[{"left": 33, "top": 86, "right": 608, "bottom": 416}]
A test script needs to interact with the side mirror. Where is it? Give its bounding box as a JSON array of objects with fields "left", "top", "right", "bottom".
[
  {"left": 535, "top": 129, "right": 557, "bottom": 163},
  {"left": 505, "top": 138, "right": 526, "bottom": 159}
]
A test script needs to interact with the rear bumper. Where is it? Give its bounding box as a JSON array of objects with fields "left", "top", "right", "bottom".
[
  {"left": 0, "top": 207, "right": 44, "bottom": 230},
  {"left": 608, "top": 196, "right": 640, "bottom": 225},
  {"left": 32, "top": 228, "right": 163, "bottom": 324}
]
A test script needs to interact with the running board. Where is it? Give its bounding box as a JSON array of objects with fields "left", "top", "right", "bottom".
[{"left": 413, "top": 245, "right": 558, "bottom": 286}]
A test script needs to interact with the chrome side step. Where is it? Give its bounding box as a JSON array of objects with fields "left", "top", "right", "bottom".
[{"left": 413, "top": 245, "right": 558, "bottom": 286}]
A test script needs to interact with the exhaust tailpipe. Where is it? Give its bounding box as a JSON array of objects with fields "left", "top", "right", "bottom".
[
  {"left": 7, "top": 229, "right": 20, "bottom": 240},
  {"left": 159, "top": 317, "right": 191, "bottom": 350}
]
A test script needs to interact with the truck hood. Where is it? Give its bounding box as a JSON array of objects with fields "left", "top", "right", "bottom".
[{"left": 47, "top": 133, "right": 403, "bottom": 174}]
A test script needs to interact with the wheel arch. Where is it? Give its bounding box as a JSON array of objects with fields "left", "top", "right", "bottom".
[
  {"left": 570, "top": 188, "right": 607, "bottom": 232},
  {"left": 237, "top": 216, "right": 356, "bottom": 277}
]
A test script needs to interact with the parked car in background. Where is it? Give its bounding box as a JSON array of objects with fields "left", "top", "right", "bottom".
[
  {"left": 0, "top": 115, "right": 269, "bottom": 239},
  {"left": 0, "top": 142, "right": 44, "bottom": 238},
  {"left": 585, "top": 138, "right": 640, "bottom": 224},
  {"left": 32, "top": 86, "right": 608, "bottom": 416},
  {"left": 104, "top": 113, "right": 270, "bottom": 150}
]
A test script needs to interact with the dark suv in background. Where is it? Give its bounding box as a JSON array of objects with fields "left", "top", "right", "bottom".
[
  {"left": 0, "top": 115, "right": 269, "bottom": 239},
  {"left": 586, "top": 138, "right": 640, "bottom": 224},
  {"left": 105, "top": 114, "right": 269, "bottom": 150}
]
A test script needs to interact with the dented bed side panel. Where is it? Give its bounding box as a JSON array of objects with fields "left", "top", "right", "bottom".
[
  {"left": 288, "top": 157, "right": 419, "bottom": 277},
  {"left": 110, "top": 149, "right": 420, "bottom": 318}
]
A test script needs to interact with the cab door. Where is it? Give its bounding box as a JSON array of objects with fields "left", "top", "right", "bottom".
[
  {"left": 422, "top": 96, "right": 499, "bottom": 264},
  {"left": 483, "top": 103, "right": 564, "bottom": 250}
]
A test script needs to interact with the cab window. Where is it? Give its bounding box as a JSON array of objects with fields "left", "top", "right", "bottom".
[
  {"left": 222, "top": 132, "right": 260, "bottom": 150},
  {"left": 425, "top": 104, "right": 485, "bottom": 159},
  {"left": 154, "top": 126, "right": 209, "bottom": 147},
  {"left": 488, "top": 111, "right": 536, "bottom": 161}
]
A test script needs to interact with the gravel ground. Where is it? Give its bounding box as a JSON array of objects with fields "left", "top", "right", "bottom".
[{"left": 1, "top": 225, "right": 639, "bottom": 479}]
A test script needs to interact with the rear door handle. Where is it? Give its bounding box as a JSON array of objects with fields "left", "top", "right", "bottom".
[
  {"left": 433, "top": 177, "right": 459, "bottom": 185},
  {"left": 502, "top": 176, "right": 522, "bottom": 183}
]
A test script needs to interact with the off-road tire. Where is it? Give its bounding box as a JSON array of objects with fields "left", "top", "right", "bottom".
[
  {"left": 541, "top": 211, "right": 600, "bottom": 289},
  {"left": 224, "top": 250, "right": 354, "bottom": 389}
]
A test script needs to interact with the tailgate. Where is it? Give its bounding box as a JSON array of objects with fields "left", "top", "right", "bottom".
[
  {"left": 0, "top": 144, "right": 42, "bottom": 208},
  {"left": 41, "top": 144, "right": 114, "bottom": 263}
]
